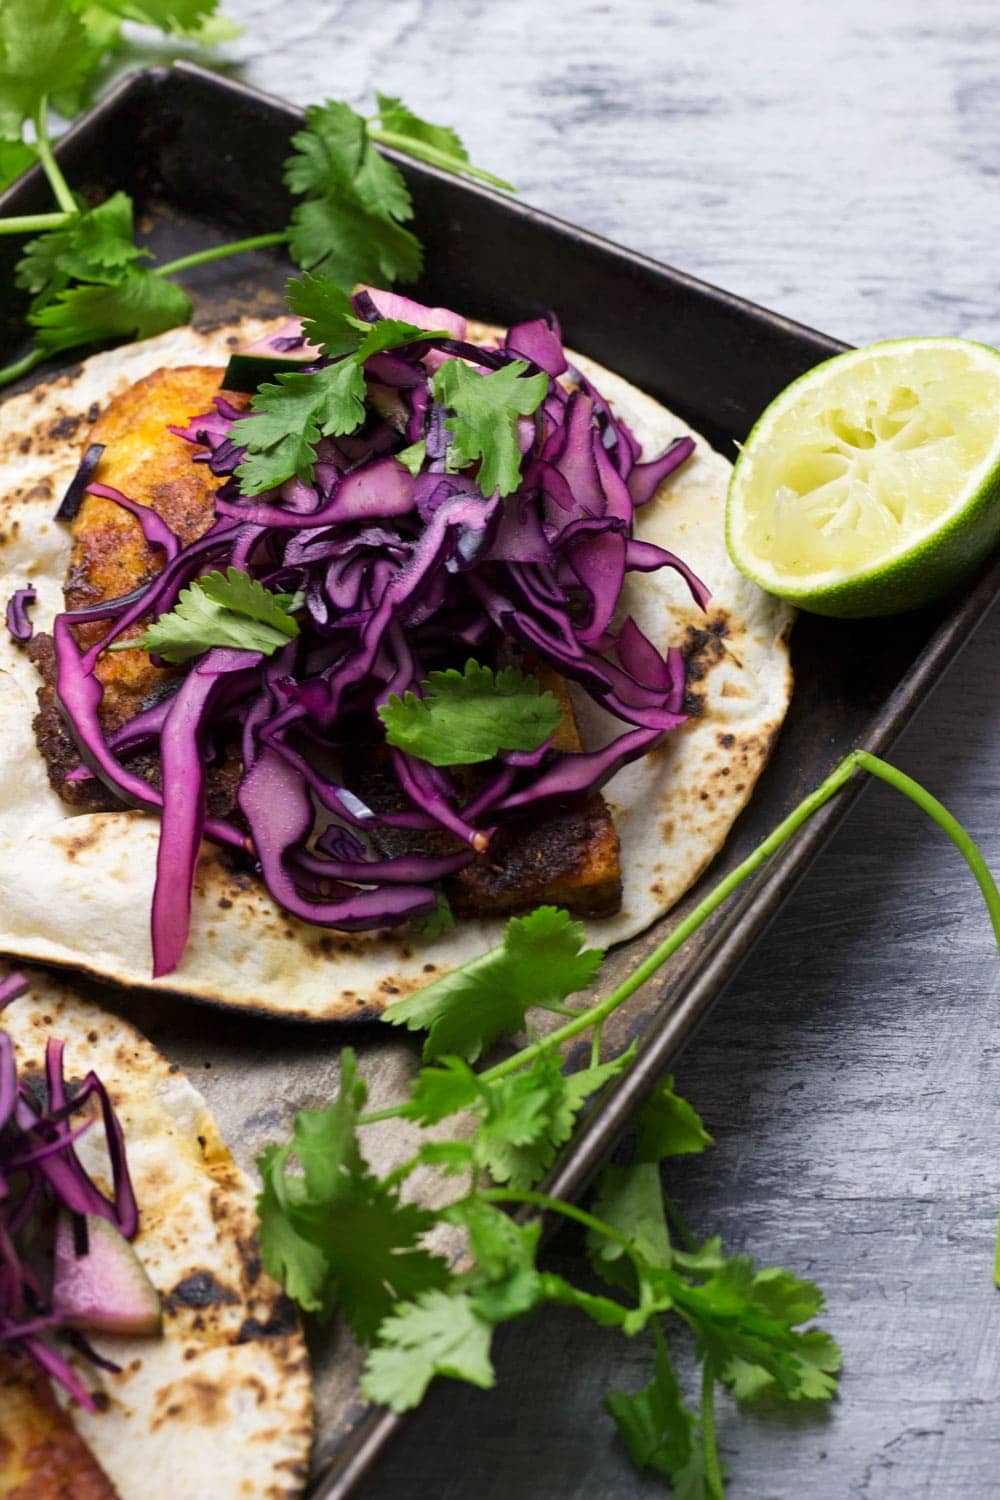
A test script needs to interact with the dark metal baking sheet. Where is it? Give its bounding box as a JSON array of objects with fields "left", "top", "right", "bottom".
[{"left": 3, "top": 61, "right": 998, "bottom": 1498}]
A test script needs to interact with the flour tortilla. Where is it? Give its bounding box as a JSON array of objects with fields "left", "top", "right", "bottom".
[
  {"left": 0, "top": 320, "right": 793, "bottom": 1019},
  {"left": 0, "top": 963, "right": 313, "bottom": 1496}
]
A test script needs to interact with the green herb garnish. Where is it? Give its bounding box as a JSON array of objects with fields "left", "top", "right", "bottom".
[
  {"left": 110, "top": 567, "right": 301, "bottom": 664},
  {"left": 255, "top": 750, "right": 1000, "bottom": 1494},
  {"left": 233, "top": 273, "right": 444, "bottom": 494},
  {"left": 377, "top": 659, "right": 562, "bottom": 770},
  {"left": 431, "top": 357, "right": 549, "bottom": 497},
  {"left": 0, "top": 76, "right": 510, "bottom": 388}
]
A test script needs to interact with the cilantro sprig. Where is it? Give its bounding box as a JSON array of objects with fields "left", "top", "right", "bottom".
[
  {"left": 0, "top": 61, "right": 512, "bottom": 388},
  {"left": 431, "top": 357, "right": 549, "bottom": 497},
  {"left": 232, "top": 276, "right": 549, "bottom": 497},
  {"left": 378, "top": 660, "right": 563, "bottom": 769},
  {"left": 232, "top": 272, "right": 444, "bottom": 494},
  {"left": 109, "top": 567, "right": 301, "bottom": 664},
  {"left": 255, "top": 750, "right": 1000, "bottom": 1495}
]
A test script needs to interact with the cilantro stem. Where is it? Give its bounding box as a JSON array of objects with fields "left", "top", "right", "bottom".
[
  {"left": 481, "top": 753, "right": 863, "bottom": 1084},
  {"left": 359, "top": 1103, "right": 407, "bottom": 1126},
  {"left": 590, "top": 1020, "right": 604, "bottom": 1069},
  {"left": 0, "top": 210, "right": 73, "bottom": 235},
  {"left": 33, "top": 100, "right": 77, "bottom": 216},
  {"left": 852, "top": 750, "right": 1000, "bottom": 948},
  {"left": 153, "top": 232, "right": 289, "bottom": 278},
  {"left": 662, "top": 1192, "right": 698, "bottom": 1255},
  {"left": 480, "top": 748, "right": 1000, "bottom": 1086},
  {"left": 0, "top": 345, "right": 47, "bottom": 389},
  {"left": 366, "top": 127, "right": 516, "bottom": 191},
  {"left": 480, "top": 1188, "right": 635, "bottom": 1254},
  {"left": 700, "top": 1364, "right": 725, "bottom": 1500}
]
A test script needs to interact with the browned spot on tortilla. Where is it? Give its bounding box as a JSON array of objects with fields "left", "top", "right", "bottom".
[
  {"left": 165, "top": 1270, "right": 240, "bottom": 1315},
  {"left": 235, "top": 1296, "right": 298, "bottom": 1344},
  {"left": 718, "top": 732, "right": 735, "bottom": 748},
  {"left": 47, "top": 412, "right": 81, "bottom": 440},
  {"left": 152, "top": 1376, "right": 230, "bottom": 1431},
  {"left": 52, "top": 825, "right": 102, "bottom": 861}
]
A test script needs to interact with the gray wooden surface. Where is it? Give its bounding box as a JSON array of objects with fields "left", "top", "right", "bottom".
[{"left": 163, "top": 2, "right": 1000, "bottom": 1493}]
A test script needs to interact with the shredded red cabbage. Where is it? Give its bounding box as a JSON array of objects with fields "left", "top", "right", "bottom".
[
  {"left": 50, "top": 292, "right": 708, "bottom": 976},
  {"left": 1, "top": 974, "right": 141, "bottom": 1408},
  {"left": 4, "top": 586, "right": 36, "bottom": 643},
  {"left": 54, "top": 443, "right": 105, "bottom": 522}
]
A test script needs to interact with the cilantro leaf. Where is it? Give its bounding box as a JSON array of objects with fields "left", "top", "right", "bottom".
[
  {"left": 431, "top": 358, "right": 548, "bottom": 497},
  {"left": 414, "top": 886, "right": 455, "bottom": 940},
  {"left": 233, "top": 288, "right": 435, "bottom": 495},
  {"left": 234, "top": 361, "right": 366, "bottom": 494},
  {"left": 361, "top": 1288, "right": 495, "bottom": 1411},
  {"left": 285, "top": 271, "right": 360, "bottom": 357},
  {"left": 605, "top": 1336, "right": 704, "bottom": 1488},
  {"left": 0, "top": 138, "right": 34, "bottom": 192},
  {"left": 256, "top": 1050, "right": 449, "bottom": 1340},
  {"left": 29, "top": 270, "right": 192, "bottom": 353},
  {"left": 84, "top": 0, "right": 225, "bottom": 31},
  {"left": 372, "top": 93, "right": 515, "bottom": 193},
  {"left": 397, "top": 438, "right": 427, "bottom": 476},
  {"left": 114, "top": 569, "right": 299, "bottom": 664},
  {"left": 473, "top": 1046, "right": 636, "bottom": 1191},
  {"left": 378, "top": 660, "right": 563, "bottom": 768},
  {"left": 635, "top": 1077, "right": 714, "bottom": 1163},
  {"left": 0, "top": 0, "right": 89, "bottom": 140},
  {"left": 255, "top": 1143, "right": 332, "bottom": 1312},
  {"left": 16, "top": 192, "right": 146, "bottom": 301},
  {"left": 284, "top": 100, "right": 422, "bottom": 289},
  {"left": 200, "top": 567, "right": 302, "bottom": 635},
  {"left": 384, "top": 906, "right": 605, "bottom": 1062},
  {"left": 587, "top": 1163, "right": 673, "bottom": 1295},
  {"left": 401, "top": 1057, "right": 481, "bottom": 1126}
]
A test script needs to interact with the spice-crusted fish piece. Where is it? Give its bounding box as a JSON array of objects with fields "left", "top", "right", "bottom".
[
  {"left": 67, "top": 366, "right": 249, "bottom": 732},
  {"left": 0, "top": 1349, "right": 119, "bottom": 1498}
]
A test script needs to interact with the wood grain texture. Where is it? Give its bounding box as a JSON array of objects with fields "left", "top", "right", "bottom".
[{"left": 179, "top": 2, "right": 1000, "bottom": 1493}]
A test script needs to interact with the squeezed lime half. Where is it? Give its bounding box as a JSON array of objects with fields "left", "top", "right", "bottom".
[{"left": 726, "top": 337, "right": 1000, "bottom": 616}]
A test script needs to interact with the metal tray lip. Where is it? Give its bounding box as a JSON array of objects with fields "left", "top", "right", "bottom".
[
  {"left": 7, "top": 59, "right": 999, "bottom": 1498},
  {"left": 158, "top": 60, "right": 846, "bottom": 360}
]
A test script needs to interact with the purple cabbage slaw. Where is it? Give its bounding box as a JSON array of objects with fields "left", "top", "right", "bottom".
[
  {"left": 0, "top": 971, "right": 142, "bottom": 1408},
  {"left": 5, "top": 586, "right": 36, "bottom": 643},
  {"left": 52, "top": 289, "right": 707, "bottom": 978}
]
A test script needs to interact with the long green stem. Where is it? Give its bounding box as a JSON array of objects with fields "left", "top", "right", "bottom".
[
  {"left": 0, "top": 345, "right": 47, "bottom": 389},
  {"left": 700, "top": 1364, "right": 725, "bottom": 1500},
  {"left": 154, "top": 231, "right": 288, "bottom": 278},
  {"left": 33, "top": 100, "right": 77, "bottom": 215},
  {"left": 480, "top": 1187, "right": 635, "bottom": 1252},
  {"left": 367, "top": 127, "right": 515, "bottom": 191},
  {"left": 854, "top": 751, "right": 1000, "bottom": 946},
  {"left": 0, "top": 211, "right": 74, "bottom": 235},
  {"left": 481, "top": 752, "right": 865, "bottom": 1084},
  {"left": 359, "top": 748, "right": 1000, "bottom": 1129}
]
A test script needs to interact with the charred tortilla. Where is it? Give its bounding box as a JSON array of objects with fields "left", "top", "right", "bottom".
[
  {"left": 0, "top": 320, "right": 793, "bottom": 1018},
  {"left": 0, "top": 964, "right": 313, "bottom": 1498}
]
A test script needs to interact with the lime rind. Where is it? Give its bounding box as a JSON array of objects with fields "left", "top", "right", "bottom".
[{"left": 726, "top": 337, "right": 1000, "bottom": 616}]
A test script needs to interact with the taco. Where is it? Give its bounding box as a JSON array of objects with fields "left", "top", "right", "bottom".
[
  {"left": 0, "top": 299, "right": 792, "bottom": 1019},
  {"left": 0, "top": 964, "right": 312, "bottom": 1496}
]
